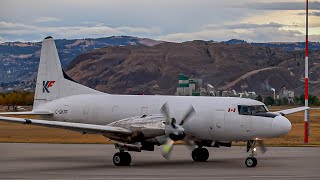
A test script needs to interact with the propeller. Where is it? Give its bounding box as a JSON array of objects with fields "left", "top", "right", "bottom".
[{"left": 160, "top": 103, "right": 195, "bottom": 159}]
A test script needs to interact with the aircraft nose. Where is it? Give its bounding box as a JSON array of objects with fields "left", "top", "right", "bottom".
[{"left": 272, "top": 116, "right": 292, "bottom": 136}]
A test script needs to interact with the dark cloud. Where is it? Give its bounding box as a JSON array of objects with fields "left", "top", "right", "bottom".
[
  {"left": 248, "top": 1, "right": 320, "bottom": 10},
  {"left": 297, "top": 11, "right": 320, "bottom": 16},
  {"left": 225, "top": 22, "right": 285, "bottom": 29},
  {"left": 160, "top": 27, "right": 306, "bottom": 43},
  {"left": 205, "top": 22, "right": 297, "bottom": 30}
]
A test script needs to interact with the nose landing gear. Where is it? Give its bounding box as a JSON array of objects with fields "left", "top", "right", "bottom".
[
  {"left": 245, "top": 140, "right": 257, "bottom": 167},
  {"left": 245, "top": 157, "right": 257, "bottom": 167}
]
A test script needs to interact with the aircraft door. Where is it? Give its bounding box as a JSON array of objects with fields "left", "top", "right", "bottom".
[
  {"left": 240, "top": 116, "right": 253, "bottom": 138},
  {"left": 224, "top": 105, "right": 239, "bottom": 140},
  {"left": 212, "top": 110, "right": 225, "bottom": 138}
]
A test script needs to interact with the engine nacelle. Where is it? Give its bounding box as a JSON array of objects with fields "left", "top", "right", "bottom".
[{"left": 107, "top": 115, "right": 166, "bottom": 142}]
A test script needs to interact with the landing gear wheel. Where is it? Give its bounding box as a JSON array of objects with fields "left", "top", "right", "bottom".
[
  {"left": 113, "top": 152, "right": 131, "bottom": 166},
  {"left": 245, "top": 157, "right": 257, "bottom": 167},
  {"left": 122, "top": 152, "right": 131, "bottom": 165},
  {"left": 192, "top": 148, "right": 209, "bottom": 162}
]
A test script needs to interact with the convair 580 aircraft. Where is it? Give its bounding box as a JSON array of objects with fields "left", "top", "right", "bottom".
[{"left": 0, "top": 37, "right": 307, "bottom": 167}]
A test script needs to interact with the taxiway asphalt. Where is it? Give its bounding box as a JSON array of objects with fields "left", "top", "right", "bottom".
[{"left": 0, "top": 143, "right": 319, "bottom": 179}]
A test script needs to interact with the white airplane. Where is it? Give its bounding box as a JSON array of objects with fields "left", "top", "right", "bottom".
[{"left": 0, "top": 37, "right": 308, "bottom": 167}]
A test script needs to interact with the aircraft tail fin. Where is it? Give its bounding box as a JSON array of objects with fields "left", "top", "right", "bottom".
[{"left": 33, "top": 36, "right": 102, "bottom": 108}]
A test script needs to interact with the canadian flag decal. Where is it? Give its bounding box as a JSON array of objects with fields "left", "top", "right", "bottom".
[{"left": 228, "top": 108, "right": 236, "bottom": 112}]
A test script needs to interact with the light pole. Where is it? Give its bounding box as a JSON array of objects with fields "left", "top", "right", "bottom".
[
  {"left": 271, "top": 88, "right": 275, "bottom": 100},
  {"left": 304, "top": 0, "right": 310, "bottom": 144}
]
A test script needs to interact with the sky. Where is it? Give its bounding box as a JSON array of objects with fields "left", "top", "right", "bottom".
[{"left": 0, "top": 0, "right": 319, "bottom": 43}]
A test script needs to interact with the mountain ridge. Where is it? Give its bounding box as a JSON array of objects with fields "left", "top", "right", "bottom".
[
  {"left": 65, "top": 40, "right": 320, "bottom": 96},
  {"left": 1, "top": 36, "right": 320, "bottom": 96},
  {"left": 0, "top": 36, "right": 164, "bottom": 84}
]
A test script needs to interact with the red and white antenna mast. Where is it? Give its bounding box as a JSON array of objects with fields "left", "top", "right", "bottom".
[{"left": 304, "top": 0, "right": 310, "bottom": 143}]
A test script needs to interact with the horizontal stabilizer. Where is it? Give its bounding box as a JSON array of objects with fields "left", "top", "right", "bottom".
[{"left": 274, "top": 107, "right": 309, "bottom": 115}]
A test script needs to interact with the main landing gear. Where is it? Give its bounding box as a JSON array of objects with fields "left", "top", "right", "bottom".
[
  {"left": 245, "top": 140, "right": 257, "bottom": 167},
  {"left": 113, "top": 151, "right": 131, "bottom": 166},
  {"left": 191, "top": 147, "right": 209, "bottom": 162}
]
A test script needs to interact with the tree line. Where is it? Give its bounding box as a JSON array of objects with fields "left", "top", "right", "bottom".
[
  {"left": 256, "top": 94, "right": 320, "bottom": 106},
  {"left": 0, "top": 91, "right": 34, "bottom": 109},
  {"left": 1, "top": 91, "right": 319, "bottom": 109}
]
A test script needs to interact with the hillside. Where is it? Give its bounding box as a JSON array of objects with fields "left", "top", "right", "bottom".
[
  {"left": 224, "top": 39, "right": 320, "bottom": 51},
  {"left": 1, "top": 36, "right": 320, "bottom": 96},
  {"left": 66, "top": 40, "right": 320, "bottom": 96},
  {"left": 0, "top": 36, "right": 163, "bottom": 85}
]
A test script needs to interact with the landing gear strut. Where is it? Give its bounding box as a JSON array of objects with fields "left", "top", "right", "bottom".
[
  {"left": 245, "top": 140, "right": 257, "bottom": 167},
  {"left": 113, "top": 151, "right": 131, "bottom": 166},
  {"left": 192, "top": 147, "right": 209, "bottom": 162}
]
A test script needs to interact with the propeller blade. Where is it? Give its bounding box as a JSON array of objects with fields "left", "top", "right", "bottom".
[
  {"left": 179, "top": 106, "right": 195, "bottom": 125},
  {"left": 160, "top": 103, "right": 172, "bottom": 125},
  {"left": 161, "top": 139, "right": 175, "bottom": 160},
  {"left": 257, "top": 140, "right": 267, "bottom": 154}
]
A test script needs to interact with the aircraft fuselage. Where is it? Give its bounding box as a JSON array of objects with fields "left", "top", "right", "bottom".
[{"left": 37, "top": 94, "right": 291, "bottom": 142}]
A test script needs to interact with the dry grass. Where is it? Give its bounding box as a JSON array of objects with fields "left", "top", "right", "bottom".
[
  {"left": 0, "top": 106, "right": 319, "bottom": 146},
  {"left": 0, "top": 121, "right": 109, "bottom": 144},
  {"left": 0, "top": 114, "right": 110, "bottom": 144},
  {"left": 264, "top": 106, "right": 320, "bottom": 146},
  {"left": 263, "top": 123, "right": 320, "bottom": 146}
]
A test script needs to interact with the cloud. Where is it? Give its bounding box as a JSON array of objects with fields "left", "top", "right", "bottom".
[
  {"left": 2, "top": 20, "right": 319, "bottom": 43},
  {"left": 2, "top": 0, "right": 320, "bottom": 43},
  {"left": 310, "top": 11, "right": 320, "bottom": 16},
  {"left": 297, "top": 11, "right": 320, "bottom": 16},
  {"left": 248, "top": 1, "right": 320, "bottom": 10},
  {"left": 159, "top": 22, "right": 313, "bottom": 43},
  {"left": 240, "top": 28, "right": 304, "bottom": 42},
  {"left": 0, "top": 21, "right": 160, "bottom": 41},
  {"left": 34, "top": 17, "right": 62, "bottom": 23},
  {"left": 116, "top": 27, "right": 161, "bottom": 34},
  {"left": 204, "top": 22, "right": 295, "bottom": 30},
  {"left": 0, "top": 36, "right": 7, "bottom": 43}
]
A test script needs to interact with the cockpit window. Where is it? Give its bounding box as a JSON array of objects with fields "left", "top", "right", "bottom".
[
  {"left": 255, "top": 105, "right": 268, "bottom": 113},
  {"left": 238, "top": 105, "right": 268, "bottom": 115}
]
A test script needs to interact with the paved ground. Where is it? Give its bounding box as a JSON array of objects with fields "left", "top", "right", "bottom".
[{"left": 0, "top": 143, "right": 319, "bottom": 180}]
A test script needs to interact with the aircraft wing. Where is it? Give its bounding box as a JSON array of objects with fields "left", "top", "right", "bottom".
[
  {"left": 0, "top": 116, "right": 132, "bottom": 135},
  {"left": 0, "top": 111, "right": 53, "bottom": 115},
  {"left": 273, "top": 106, "right": 309, "bottom": 115}
]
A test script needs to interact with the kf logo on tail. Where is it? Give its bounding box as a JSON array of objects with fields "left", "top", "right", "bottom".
[{"left": 43, "top": 81, "right": 55, "bottom": 93}]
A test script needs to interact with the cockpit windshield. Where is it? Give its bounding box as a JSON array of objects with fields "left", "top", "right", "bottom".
[{"left": 238, "top": 105, "right": 268, "bottom": 115}]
